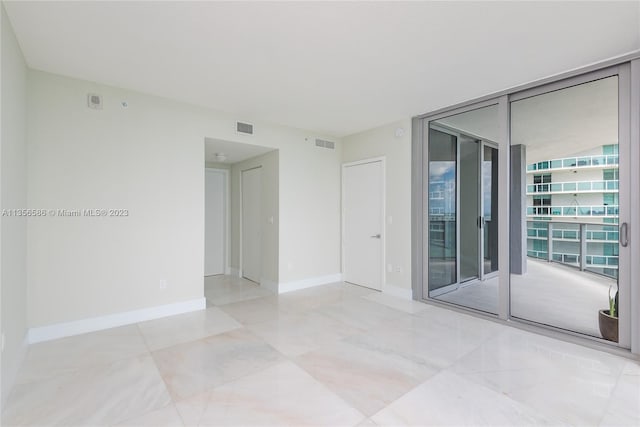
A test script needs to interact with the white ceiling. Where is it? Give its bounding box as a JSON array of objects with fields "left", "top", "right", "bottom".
[
  {"left": 4, "top": 1, "right": 639, "bottom": 137},
  {"left": 434, "top": 75, "right": 617, "bottom": 164},
  {"left": 204, "top": 138, "right": 275, "bottom": 165}
]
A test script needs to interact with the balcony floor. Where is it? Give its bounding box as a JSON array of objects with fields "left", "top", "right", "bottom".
[{"left": 436, "top": 258, "right": 614, "bottom": 338}]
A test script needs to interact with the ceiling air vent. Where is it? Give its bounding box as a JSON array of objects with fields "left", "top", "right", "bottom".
[
  {"left": 87, "top": 93, "right": 102, "bottom": 109},
  {"left": 236, "top": 121, "right": 254, "bottom": 135},
  {"left": 315, "top": 139, "right": 335, "bottom": 149}
]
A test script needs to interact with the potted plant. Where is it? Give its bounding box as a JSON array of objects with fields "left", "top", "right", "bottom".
[{"left": 599, "top": 285, "right": 618, "bottom": 342}]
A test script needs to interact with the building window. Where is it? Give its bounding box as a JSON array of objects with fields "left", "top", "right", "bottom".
[
  {"left": 603, "top": 144, "right": 618, "bottom": 155},
  {"left": 533, "top": 173, "right": 551, "bottom": 192},
  {"left": 604, "top": 193, "right": 618, "bottom": 206},
  {"left": 533, "top": 195, "right": 551, "bottom": 215},
  {"left": 603, "top": 169, "right": 619, "bottom": 181}
]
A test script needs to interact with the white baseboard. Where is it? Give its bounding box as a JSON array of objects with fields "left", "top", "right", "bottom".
[
  {"left": 1, "top": 333, "right": 28, "bottom": 411},
  {"left": 260, "top": 278, "right": 279, "bottom": 293},
  {"left": 383, "top": 284, "right": 413, "bottom": 300},
  {"left": 278, "top": 273, "right": 342, "bottom": 294},
  {"left": 28, "top": 297, "right": 206, "bottom": 344}
]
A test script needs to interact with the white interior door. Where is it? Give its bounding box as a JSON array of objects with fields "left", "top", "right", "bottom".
[
  {"left": 205, "top": 169, "right": 226, "bottom": 276},
  {"left": 343, "top": 160, "right": 384, "bottom": 290},
  {"left": 242, "top": 167, "right": 262, "bottom": 283}
]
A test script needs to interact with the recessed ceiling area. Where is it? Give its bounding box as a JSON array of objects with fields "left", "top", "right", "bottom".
[
  {"left": 4, "top": 1, "right": 639, "bottom": 137},
  {"left": 205, "top": 138, "right": 275, "bottom": 165}
]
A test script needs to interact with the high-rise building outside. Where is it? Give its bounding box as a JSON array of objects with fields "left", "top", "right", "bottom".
[{"left": 526, "top": 144, "right": 619, "bottom": 279}]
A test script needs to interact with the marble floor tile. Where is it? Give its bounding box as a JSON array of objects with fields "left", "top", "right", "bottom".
[
  {"left": 312, "top": 296, "right": 408, "bottom": 332},
  {"left": 138, "top": 307, "right": 242, "bottom": 351},
  {"left": 5, "top": 277, "right": 639, "bottom": 427},
  {"left": 599, "top": 370, "right": 640, "bottom": 426},
  {"left": 204, "top": 275, "right": 274, "bottom": 305},
  {"left": 152, "top": 328, "right": 284, "bottom": 401},
  {"left": 327, "top": 282, "right": 379, "bottom": 298},
  {"left": 115, "top": 403, "right": 184, "bottom": 427},
  {"left": 622, "top": 360, "right": 640, "bottom": 375},
  {"left": 175, "top": 361, "right": 365, "bottom": 426},
  {"left": 2, "top": 355, "right": 170, "bottom": 427},
  {"left": 452, "top": 328, "right": 627, "bottom": 425},
  {"left": 204, "top": 274, "right": 259, "bottom": 293},
  {"left": 275, "top": 283, "right": 369, "bottom": 314},
  {"left": 363, "top": 292, "right": 429, "bottom": 314},
  {"left": 415, "top": 304, "right": 506, "bottom": 340},
  {"left": 16, "top": 325, "right": 149, "bottom": 385},
  {"left": 246, "top": 311, "right": 363, "bottom": 357},
  {"left": 295, "top": 337, "right": 439, "bottom": 416},
  {"left": 218, "top": 296, "right": 286, "bottom": 325},
  {"left": 344, "top": 314, "right": 496, "bottom": 369},
  {"left": 453, "top": 327, "right": 626, "bottom": 378},
  {"left": 205, "top": 286, "right": 274, "bottom": 306},
  {"left": 371, "top": 371, "right": 563, "bottom": 426}
]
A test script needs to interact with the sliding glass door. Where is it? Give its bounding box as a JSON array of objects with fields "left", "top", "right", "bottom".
[
  {"left": 413, "top": 61, "right": 636, "bottom": 352},
  {"left": 425, "top": 104, "right": 500, "bottom": 314},
  {"left": 509, "top": 71, "right": 630, "bottom": 346}
]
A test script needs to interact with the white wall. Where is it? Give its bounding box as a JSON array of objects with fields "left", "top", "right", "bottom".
[
  {"left": 1, "top": 4, "right": 28, "bottom": 407},
  {"left": 27, "top": 70, "right": 342, "bottom": 329},
  {"left": 230, "top": 151, "right": 279, "bottom": 288},
  {"left": 342, "top": 120, "right": 412, "bottom": 292},
  {"left": 278, "top": 141, "right": 342, "bottom": 285}
]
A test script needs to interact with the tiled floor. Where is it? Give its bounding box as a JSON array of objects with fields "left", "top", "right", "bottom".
[{"left": 3, "top": 275, "right": 639, "bottom": 426}]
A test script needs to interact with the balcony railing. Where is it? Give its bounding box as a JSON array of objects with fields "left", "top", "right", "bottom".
[
  {"left": 527, "top": 180, "right": 619, "bottom": 195},
  {"left": 527, "top": 221, "right": 618, "bottom": 279},
  {"left": 527, "top": 205, "right": 618, "bottom": 218},
  {"left": 527, "top": 154, "right": 618, "bottom": 172}
]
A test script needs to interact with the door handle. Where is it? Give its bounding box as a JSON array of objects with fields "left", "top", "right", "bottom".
[
  {"left": 371, "top": 234, "right": 381, "bottom": 239},
  {"left": 620, "top": 222, "right": 628, "bottom": 247}
]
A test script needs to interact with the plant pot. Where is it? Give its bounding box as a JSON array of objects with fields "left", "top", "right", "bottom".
[{"left": 598, "top": 309, "right": 618, "bottom": 343}]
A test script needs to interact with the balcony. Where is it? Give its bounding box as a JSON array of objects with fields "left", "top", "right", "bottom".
[
  {"left": 527, "top": 220, "right": 618, "bottom": 279},
  {"left": 526, "top": 180, "right": 618, "bottom": 195},
  {"left": 527, "top": 154, "right": 618, "bottom": 173},
  {"left": 436, "top": 259, "right": 613, "bottom": 338},
  {"left": 527, "top": 205, "right": 619, "bottom": 218}
]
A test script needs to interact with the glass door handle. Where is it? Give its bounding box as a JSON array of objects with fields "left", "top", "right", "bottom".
[{"left": 620, "top": 222, "right": 628, "bottom": 247}]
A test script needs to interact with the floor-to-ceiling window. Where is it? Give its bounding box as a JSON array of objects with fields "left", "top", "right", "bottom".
[
  {"left": 510, "top": 76, "right": 621, "bottom": 340},
  {"left": 413, "top": 60, "right": 638, "bottom": 354}
]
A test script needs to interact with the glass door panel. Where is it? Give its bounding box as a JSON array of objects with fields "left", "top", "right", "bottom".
[
  {"left": 427, "top": 128, "right": 457, "bottom": 293},
  {"left": 426, "top": 104, "right": 499, "bottom": 314},
  {"left": 510, "top": 76, "right": 622, "bottom": 342}
]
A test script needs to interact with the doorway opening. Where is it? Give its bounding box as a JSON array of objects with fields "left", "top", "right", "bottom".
[{"left": 203, "top": 138, "right": 279, "bottom": 304}]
